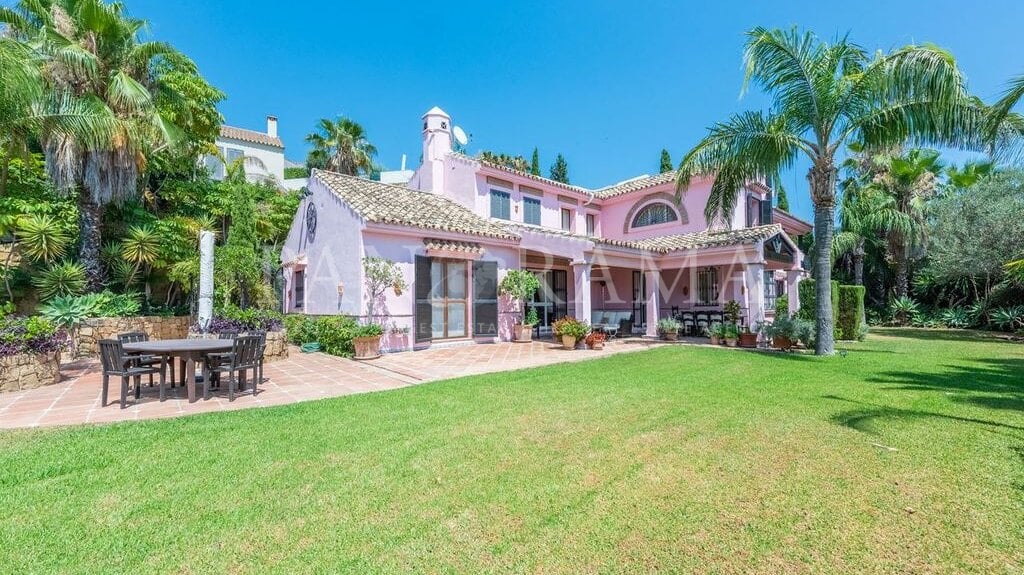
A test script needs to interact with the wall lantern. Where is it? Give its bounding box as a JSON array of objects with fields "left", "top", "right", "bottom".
[{"left": 337, "top": 282, "right": 345, "bottom": 297}]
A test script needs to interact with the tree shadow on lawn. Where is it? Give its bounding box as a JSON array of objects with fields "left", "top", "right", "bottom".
[
  {"left": 867, "top": 357, "right": 1024, "bottom": 414},
  {"left": 822, "top": 395, "right": 1024, "bottom": 435},
  {"left": 870, "top": 327, "right": 1021, "bottom": 344}
]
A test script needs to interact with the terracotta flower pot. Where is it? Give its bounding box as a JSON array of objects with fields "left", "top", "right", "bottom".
[
  {"left": 353, "top": 335, "right": 382, "bottom": 360},
  {"left": 773, "top": 336, "right": 794, "bottom": 351},
  {"left": 663, "top": 332, "right": 679, "bottom": 341},
  {"left": 739, "top": 332, "right": 758, "bottom": 348},
  {"left": 725, "top": 338, "right": 738, "bottom": 348},
  {"left": 709, "top": 335, "right": 720, "bottom": 345},
  {"left": 561, "top": 335, "right": 577, "bottom": 350},
  {"left": 513, "top": 324, "right": 533, "bottom": 342}
]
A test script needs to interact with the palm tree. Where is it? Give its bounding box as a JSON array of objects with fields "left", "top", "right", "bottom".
[
  {"left": 305, "top": 117, "right": 377, "bottom": 176},
  {"left": 988, "top": 75, "right": 1024, "bottom": 162},
  {"left": 869, "top": 149, "right": 944, "bottom": 298},
  {"left": 834, "top": 178, "right": 880, "bottom": 286},
  {"left": 677, "top": 27, "right": 975, "bottom": 355},
  {"left": 1, "top": 0, "right": 203, "bottom": 291},
  {"left": 0, "top": 36, "right": 115, "bottom": 196}
]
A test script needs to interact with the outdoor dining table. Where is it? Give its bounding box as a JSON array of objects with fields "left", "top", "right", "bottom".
[{"left": 122, "top": 339, "right": 233, "bottom": 403}]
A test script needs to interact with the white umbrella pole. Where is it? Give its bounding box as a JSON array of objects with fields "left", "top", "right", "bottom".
[{"left": 198, "top": 230, "right": 214, "bottom": 329}]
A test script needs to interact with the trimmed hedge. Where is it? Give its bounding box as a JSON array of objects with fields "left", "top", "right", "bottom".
[
  {"left": 837, "top": 285, "right": 866, "bottom": 341},
  {"left": 284, "top": 166, "right": 310, "bottom": 179},
  {"left": 284, "top": 314, "right": 359, "bottom": 357},
  {"left": 796, "top": 279, "right": 839, "bottom": 327}
]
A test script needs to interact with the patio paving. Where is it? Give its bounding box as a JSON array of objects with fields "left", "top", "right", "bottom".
[{"left": 0, "top": 338, "right": 665, "bottom": 429}]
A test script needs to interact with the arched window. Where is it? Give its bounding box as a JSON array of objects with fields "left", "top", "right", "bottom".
[{"left": 631, "top": 203, "right": 678, "bottom": 228}]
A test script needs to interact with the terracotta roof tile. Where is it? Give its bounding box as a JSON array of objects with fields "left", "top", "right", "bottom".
[
  {"left": 610, "top": 224, "right": 784, "bottom": 254},
  {"left": 219, "top": 125, "right": 284, "bottom": 148},
  {"left": 593, "top": 171, "right": 679, "bottom": 199},
  {"left": 313, "top": 170, "right": 518, "bottom": 240},
  {"left": 451, "top": 152, "right": 593, "bottom": 196},
  {"left": 423, "top": 238, "right": 485, "bottom": 254}
]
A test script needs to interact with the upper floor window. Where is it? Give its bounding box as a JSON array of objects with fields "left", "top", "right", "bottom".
[
  {"left": 632, "top": 203, "right": 678, "bottom": 228},
  {"left": 490, "top": 190, "right": 511, "bottom": 220},
  {"left": 560, "top": 208, "right": 572, "bottom": 231},
  {"left": 523, "top": 197, "right": 541, "bottom": 225},
  {"left": 585, "top": 213, "right": 596, "bottom": 236}
]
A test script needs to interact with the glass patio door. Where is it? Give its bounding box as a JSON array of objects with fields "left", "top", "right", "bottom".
[
  {"left": 528, "top": 269, "right": 567, "bottom": 331},
  {"left": 429, "top": 260, "right": 467, "bottom": 339}
]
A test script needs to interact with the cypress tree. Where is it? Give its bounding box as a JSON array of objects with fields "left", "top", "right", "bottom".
[
  {"left": 530, "top": 147, "right": 540, "bottom": 176},
  {"left": 659, "top": 149, "right": 673, "bottom": 173},
  {"left": 776, "top": 186, "right": 790, "bottom": 211},
  {"left": 549, "top": 153, "right": 569, "bottom": 184}
]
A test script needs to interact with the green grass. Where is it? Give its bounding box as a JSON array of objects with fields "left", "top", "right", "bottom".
[{"left": 1, "top": 329, "right": 1022, "bottom": 574}]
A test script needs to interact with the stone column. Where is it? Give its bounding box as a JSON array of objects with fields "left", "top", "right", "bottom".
[
  {"left": 197, "top": 230, "right": 215, "bottom": 329},
  {"left": 644, "top": 269, "right": 660, "bottom": 338},
  {"left": 745, "top": 263, "right": 766, "bottom": 327},
  {"left": 571, "top": 261, "right": 592, "bottom": 326},
  {"left": 786, "top": 270, "right": 802, "bottom": 317}
]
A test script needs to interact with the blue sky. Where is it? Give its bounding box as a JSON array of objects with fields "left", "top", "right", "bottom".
[{"left": 133, "top": 0, "right": 1023, "bottom": 221}]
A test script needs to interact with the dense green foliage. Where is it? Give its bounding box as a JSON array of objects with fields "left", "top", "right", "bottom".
[
  {"left": 1, "top": 330, "right": 1022, "bottom": 572},
  {"left": 797, "top": 279, "right": 839, "bottom": 328},
  {"left": 530, "top": 147, "right": 541, "bottom": 176},
  {"left": 837, "top": 285, "right": 866, "bottom": 341},
  {"left": 284, "top": 314, "right": 360, "bottom": 357},
  {"left": 284, "top": 166, "right": 310, "bottom": 179},
  {"left": 37, "top": 291, "right": 144, "bottom": 326},
  {"left": 305, "top": 116, "right": 377, "bottom": 175}
]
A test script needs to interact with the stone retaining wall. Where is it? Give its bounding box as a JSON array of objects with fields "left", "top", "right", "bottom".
[
  {"left": 0, "top": 351, "right": 61, "bottom": 392},
  {"left": 186, "top": 331, "right": 289, "bottom": 362},
  {"left": 75, "top": 316, "right": 191, "bottom": 358}
]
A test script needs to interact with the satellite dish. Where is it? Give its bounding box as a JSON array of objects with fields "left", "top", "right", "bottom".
[{"left": 453, "top": 125, "right": 469, "bottom": 146}]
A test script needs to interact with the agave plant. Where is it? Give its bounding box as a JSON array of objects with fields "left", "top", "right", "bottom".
[
  {"left": 32, "top": 261, "right": 87, "bottom": 300},
  {"left": 38, "top": 294, "right": 103, "bottom": 327},
  {"left": 15, "top": 214, "right": 70, "bottom": 263},
  {"left": 889, "top": 296, "right": 921, "bottom": 326},
  {"left": 939, "top": 307, "right": 971, "bottom": 329},
  {"left": 990, "top": 306, "right": 1024, "bottom": 332}
]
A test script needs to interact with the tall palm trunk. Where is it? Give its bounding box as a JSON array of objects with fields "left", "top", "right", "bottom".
[
  {"left": 892, "top": 239, "right": 909, "bottom": 299},
  {"left": 808, "top": 161, "right": 837, "bottom": 355},
  {"left": 77, "top": 188, "right": 104, "bottom": 291}
]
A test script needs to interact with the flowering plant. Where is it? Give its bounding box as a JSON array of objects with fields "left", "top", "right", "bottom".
[{"left": 0, "top": 316, "right": 67, "bottom": 357}]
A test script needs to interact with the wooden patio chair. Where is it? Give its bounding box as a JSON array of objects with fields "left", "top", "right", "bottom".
[
  {"left": 117, "top": 331, "right": 166, "bottom": 387},
  {"left": 206, "top": 335, "right": 262, "bottom": 401},
  {"left": 98, "top": 339, "right": 167, "bottom": 409}
]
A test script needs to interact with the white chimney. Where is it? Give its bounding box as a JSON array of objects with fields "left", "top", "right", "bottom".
[
  {"left": 401, "top": 154, "right": 407, "bottom": 171},
  {"left": 267, "top": 115, "right": 278, "bottom": 138}
]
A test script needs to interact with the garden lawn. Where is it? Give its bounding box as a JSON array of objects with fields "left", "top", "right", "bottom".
[{"left": 1, "top": 329, "right": 1022, "bottom": 574}]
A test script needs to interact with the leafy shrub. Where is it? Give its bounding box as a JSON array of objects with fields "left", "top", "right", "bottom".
[
  {"left": 353, "top": 323, "right": 384, "bottom": 338},
  {"left": 774, "top": 294, "right": 789, "bottom": 317},
  {"left": 284, "top": 166, "right": 310, "bottom": 179},
  {"left": 0, "top": 315, "right": 66, "bottom": 357},
  {"left": 837, "top": 285, "right": 866, "bottom": 341},
  {"left": 283, "top": 314, "right": 360, "bottom": 357},
  {"left": 796, "top": 279, "right": 840, "bottom": 331},
  {"left": 656, "top": 318, "right": 681, "bottom": 334},
  {"left": 557, "top": 317, "right": 590, "bottom": 339},
  {"left": 210, "top": 305, "right": 283, "bottom": 332}
]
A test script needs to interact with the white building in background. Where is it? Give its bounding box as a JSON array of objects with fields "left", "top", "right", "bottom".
[{"left": 204, "top": 115, "right": 308, "bottom": 191}]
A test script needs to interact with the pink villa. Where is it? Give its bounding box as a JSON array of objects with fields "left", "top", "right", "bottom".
[{"left": 280, "top": 107, "right": 811, "bottom": 352}]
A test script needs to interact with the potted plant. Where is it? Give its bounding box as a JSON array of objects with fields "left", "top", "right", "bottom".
[
  {"left": 724, "top": 300, "right": 741, "bottom": 325},
  {"left": 558, "top": 317, "right": 590, "bottom": 350},
  {"left": 359, "top": 257, "right": 407, "bottom": 359},
  {"left": 657, "top": 318, "right": 681, "bottom": 341},
  {"left": 352, "top": 323, "right": 385, "bottom": 360},
  {"left": 708, "top": 322, "right": 724, "bottom": 345},
  {"left": 499, "top": 270, "right": 542, "bottom": 342},
  {"left": 723, "top": 323, "right": 739, "bottom": 347},
  {"left": 585, "top": 330, "right": 606, "bottom": 350},
  {"left": 738, "top": 325, "right": 758, "bottom": 348}
]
